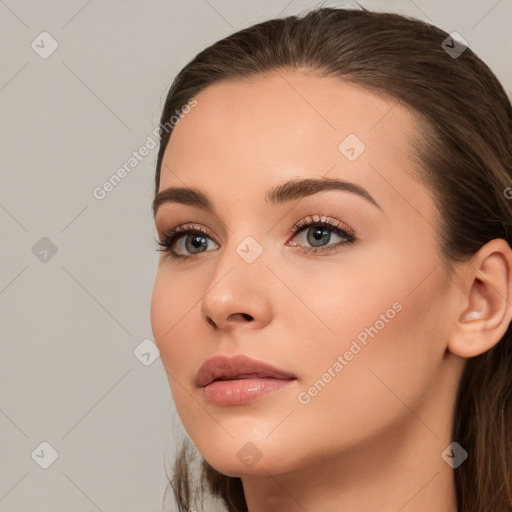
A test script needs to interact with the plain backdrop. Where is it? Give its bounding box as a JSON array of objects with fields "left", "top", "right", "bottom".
[{"left": 1, "top": 0, "right": 511, "bottom": 511}]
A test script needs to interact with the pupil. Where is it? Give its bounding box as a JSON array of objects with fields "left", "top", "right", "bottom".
[
  {"left": 188, "top": 235, "right": 206, "bottom": 252},
  {"left": 308, "top": 227, "right": 330, "bottom": 246}
]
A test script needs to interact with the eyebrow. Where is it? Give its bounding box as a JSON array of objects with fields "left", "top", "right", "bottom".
[{"left": 152, "top": 177, "right": 382, "bottom": 217}]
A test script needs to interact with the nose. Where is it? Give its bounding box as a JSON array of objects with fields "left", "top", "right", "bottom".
[{"left": 200, "top": 263, "right": 273, "bottom": 332}]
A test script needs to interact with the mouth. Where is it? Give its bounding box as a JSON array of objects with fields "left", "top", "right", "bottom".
[
  {"left": 196, "top": 354, "right": 296, "bottom": 386},
  {"left": 196, "top": 354, "right": 297, "bottom": 406}
]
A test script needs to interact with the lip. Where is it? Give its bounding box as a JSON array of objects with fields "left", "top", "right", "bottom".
[
  {"left": 196, "top": 354, "right": 297, "bottom": 406},
  {"left": 196, "top": 354, "right": 296, "bottom": 387}
]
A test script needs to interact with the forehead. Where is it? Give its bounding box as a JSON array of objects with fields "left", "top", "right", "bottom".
[{"left": 158, "top": 71, "right": 429, "bottom": 219}]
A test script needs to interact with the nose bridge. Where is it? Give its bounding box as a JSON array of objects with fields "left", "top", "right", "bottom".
[
  {"left": 211, "top": 228, "right": 269, "bottom": 291},
  {"left": 217, "top": 210, "right": 270, "bottom": 267}
]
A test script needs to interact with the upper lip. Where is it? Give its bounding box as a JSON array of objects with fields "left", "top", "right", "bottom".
[{"left": 196, "top": 354, "right": 296, "bottom": 387}]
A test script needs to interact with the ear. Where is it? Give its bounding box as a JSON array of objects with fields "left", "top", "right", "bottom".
[{"left": 448, "top": 238, "right": 512, "bottom": 358}]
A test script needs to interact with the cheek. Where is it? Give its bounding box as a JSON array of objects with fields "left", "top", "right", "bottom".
[
  {"left": 150, "top": 270, "right": 209, "bottom": 426},
  {"left": 150, "top": 269, "right": 202, "bottom": 375},
  {"left": 277, "top": 252, "right": 405, "bottom": 368},
  {"left": 291, "top": 260, "right": 448, "bottom": 446}
]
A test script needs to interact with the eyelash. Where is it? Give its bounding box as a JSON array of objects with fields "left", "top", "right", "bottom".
[{"left": 155, "top": 215, "right": 356, "bottom": 263}]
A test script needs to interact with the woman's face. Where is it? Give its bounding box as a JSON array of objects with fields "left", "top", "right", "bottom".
[{"left": 150, "top": 71, "right": 462, "bottom": 476}]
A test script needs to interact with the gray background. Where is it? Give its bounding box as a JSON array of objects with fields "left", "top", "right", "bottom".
[{"left": 1, "top": 0, "right": 510, "bottom": 511}]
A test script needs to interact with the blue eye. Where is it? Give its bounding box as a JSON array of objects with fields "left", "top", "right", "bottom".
[
  {"left": 288, "top": 216, "right": 355, "bottom": 255},
  {"left": 156, "top": 216, "right": 356, "bottom": 263},
  {"left": 156, "top": 225, "right": 218, "bottom": 262}
]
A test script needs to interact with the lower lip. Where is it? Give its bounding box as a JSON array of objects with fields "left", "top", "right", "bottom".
[{"left": 202, "top": 377, "right": 295, "bottom": 406}]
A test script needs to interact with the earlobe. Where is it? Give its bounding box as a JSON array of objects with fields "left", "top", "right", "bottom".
[{"left": 447, "top": 238, "right": 512, "bottom": 359}]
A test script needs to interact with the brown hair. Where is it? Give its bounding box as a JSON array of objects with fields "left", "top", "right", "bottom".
[{"left": 153, "top": 5, "right": 512, "bottom": 511}]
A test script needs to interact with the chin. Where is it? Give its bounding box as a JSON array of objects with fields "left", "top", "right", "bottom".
[
  {"left": 196, "top": 437, "right": 305, "bottom": 478},
  {"left": 203, "top": 454, "right": 290, "bottom": 478}
]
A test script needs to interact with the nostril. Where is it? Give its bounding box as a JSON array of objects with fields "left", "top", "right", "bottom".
[{"left": 229, "top": 313, "right": 253, "bottom": 322}]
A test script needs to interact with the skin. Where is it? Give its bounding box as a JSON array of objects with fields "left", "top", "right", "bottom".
[{"left": 150, "top": 71, "right": 512, "bottom": 512}]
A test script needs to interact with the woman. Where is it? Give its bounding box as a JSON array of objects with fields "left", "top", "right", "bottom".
[{"left": 150, "top": 5, "right": 512, "bottom": 512}]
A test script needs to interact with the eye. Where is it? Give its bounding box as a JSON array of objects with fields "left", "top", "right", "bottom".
[
  {"left": 156, "top": 223, "right": 218, "bottom": 262},
  {"left": 286, "top": 215, "right": 356, "bottom": 255},
  {"left": 155, "top": 215, "right": 356, "bottom": 263}
]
